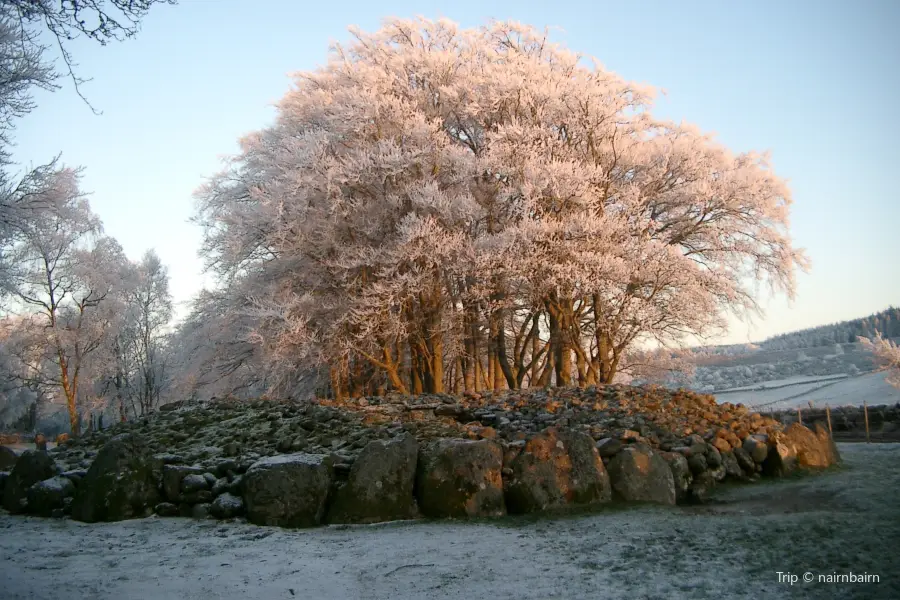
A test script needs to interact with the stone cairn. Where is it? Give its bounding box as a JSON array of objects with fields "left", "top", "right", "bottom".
[{"left": 0, "top": 385, "right": 841, "bottom": 526}]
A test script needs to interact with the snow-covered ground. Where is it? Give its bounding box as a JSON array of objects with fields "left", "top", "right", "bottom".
[
  {"left": 719, "top": 374, "right": 850, "bottom": 392},
  {"left": 716, "top": 371, "right": 900, "bottom": 411},
  {"left": 2, "top": 444, "right": 898, "bottom": 600}
]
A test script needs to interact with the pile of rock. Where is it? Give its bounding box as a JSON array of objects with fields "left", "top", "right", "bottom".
[{"left": 0, "top": 385, "right": 842, "bottom": 528}]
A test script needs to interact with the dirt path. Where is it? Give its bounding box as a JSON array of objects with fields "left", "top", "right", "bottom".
[{"left": 1, "top": 443, "right": 897, "bottom": 600}]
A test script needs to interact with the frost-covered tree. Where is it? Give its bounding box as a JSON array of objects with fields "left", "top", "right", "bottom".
[
  {"left": 193, "top": 17, "right": 807, "bottom": 399},
  {"left": 114, "top": 250, "right": 173, "bottom": 415},
  {"left": 0, "top": 168, "right": 132, "bottom": 434},
  {"left": 859, "top": 332, "right": 900, "bottom": 388},
  {"left": 0, "top": 12, "right": 60, "bottom": 285}
]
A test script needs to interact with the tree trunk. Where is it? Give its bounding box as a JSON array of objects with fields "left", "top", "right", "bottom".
[
  {"left": 409, "top": 340, "right": 424, "bottom": 395},
  {"left": 546, "top": 296, "right": 573, "bottom": 387},
  {"left": 57, "top": 352, "right": 80, "bottom": 436},
  {"left": 330, "top": 365, "right": 345, "bottom": 402},
  {"left": 529, "top": 315, "right": 540, "bottom": 387},
  {"left": 349, "top": 358, "right": 365, "bottom": 397},
  {"left": 537, "top": 348, "right": 554, "bottom": 387},
  {"left": 493, "top": 308, "right": 517, "bottom": 389}
]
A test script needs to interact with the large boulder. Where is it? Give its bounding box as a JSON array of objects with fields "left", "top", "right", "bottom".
[
  {"left": 763, "top": 423, "right": 840, "bottom": 476},
  {"left": 659, "top": 451, "right": 692, "bottom": 503},
  {"left": 504, "top": 430, "right": 611, "bottom": 514},
  {"left": 0, "top": 445, "right": 17, "bottom": 470},
  {"left": 242, "top": 453, "right": 333, "bottom": 528},
  {"left": 2, "top": 450, "right": 56, "bottom": 514},
  {"left": 606, "top": 444, "right": 676, "bottom": 505},
  {"left": 70, "top": 434, "right": 161, "bottom": 522},
  {"left": 795, "top": 423, "right": 841, "bottom": 468},
  {"left": 326, "top": 434, "right": 418, "bottom": 524},
  {"left": 27, "top": 476, "right": 75, "bottom": 517},
  {"left": 416, "top": 438, "right": 505, "bottom": 518}
]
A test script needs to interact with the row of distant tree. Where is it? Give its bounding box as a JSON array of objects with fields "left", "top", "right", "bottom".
[{"left": 758, "top": 307, "right": 900, "bottom": 351}]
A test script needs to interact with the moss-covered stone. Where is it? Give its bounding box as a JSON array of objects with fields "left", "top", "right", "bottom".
[
  {"left": 0, "top": 445, "right": 17, "bottom": 471},
  {"left": 504, "top": 429, "right": 611, "bottom": 514},
  {"left": 326, "top": 434, "right": 418, "bottom": 524},
  {"left": 27, "top": 475, "right": 75, "bottom": 517},
  {"left": 416, "top": 438, "right": 505, "bottom": 519},
  {"left": 242, "top": 453, "right": 332, "bottom": 528},
  {"left": 607, "top": 443, "right": 676, "bottom": 505},
  {"left": 2, "top": 450, "right": 56, "bottom": 514},
  {"left": 70, "top": 433, "right": 161, "bottom": 523}
]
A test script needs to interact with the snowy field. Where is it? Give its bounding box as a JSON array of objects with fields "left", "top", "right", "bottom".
[
  {"left": 716, "top": 371, "right": 900, "bottom": 411},
  {"left": 719, "top": 374, "right": 850, "bottom": 392},
  {"left": 1, "top": 443, "right": 898, "bottom": 600}
]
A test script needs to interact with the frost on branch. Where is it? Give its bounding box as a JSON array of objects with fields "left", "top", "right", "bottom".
[
  {"left": 858, "top": 333, "right": 900, "bottom": 389},
  {"left": 193, "top": 17, "right": 807, "bottom": 400}
]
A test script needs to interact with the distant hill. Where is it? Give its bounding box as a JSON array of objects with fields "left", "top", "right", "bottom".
[
  {"left": 685, "top": 306, "right": 900, "bottom": 408},
  {"left": 758, "top": 306, "right": 900, "bottom": 351}
]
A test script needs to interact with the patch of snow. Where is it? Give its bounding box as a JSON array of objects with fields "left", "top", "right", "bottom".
[
  {"left": 33, "top": 476, "right": 73, "bottom": 493},
  {"left": 717, "top": 371, "right": 900, "bottom": 410},
  {"left": 718, "top": 373, "right": 849, "bottom": 392},
  {"left": 249, "top": 453, "right": 330, "bottom": 469},
  {"left": 0, "top": 444, "right": 897, "bottom": 599}
]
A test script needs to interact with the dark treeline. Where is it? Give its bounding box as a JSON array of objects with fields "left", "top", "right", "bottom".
[{"left": 760, "top": 307, "right": 900, "bottom": 351}]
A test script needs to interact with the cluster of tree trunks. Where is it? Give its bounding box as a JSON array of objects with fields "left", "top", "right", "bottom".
[{"left": 326, "top": 287, "right": 632, "bottom": 401}]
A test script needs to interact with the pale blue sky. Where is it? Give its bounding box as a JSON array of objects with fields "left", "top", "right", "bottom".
[{"left": 13, "top": 0, "right": 899, "bottom": 344}]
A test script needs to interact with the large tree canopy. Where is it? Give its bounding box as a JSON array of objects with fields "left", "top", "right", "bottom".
[{"left": 195, "top": 17, "right": 808, "bottom": 400}]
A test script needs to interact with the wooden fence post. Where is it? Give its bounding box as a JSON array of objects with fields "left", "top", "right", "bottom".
[
  {"left": 864, "top": 401, "right": 870, "bottom": 443},
  {"left": 826, "top": 404, "right": 832, "bottom": 434}
]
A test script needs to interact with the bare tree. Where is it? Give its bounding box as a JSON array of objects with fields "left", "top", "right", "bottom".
[
  {"left": 2, "top": 0, "right": 175, "bottom": 108},
  {"left": 0, "top": 13, "right": 59, "bottom": 278},
  {"left": 119, "top": 250, "right": 172, "bottom": 415}
]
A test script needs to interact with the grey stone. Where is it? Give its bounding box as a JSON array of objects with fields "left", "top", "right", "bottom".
[
  {"left": 27, "top": 476, "right": 75, "bottom": 517},
  {"left": 70, "top": 434, "right": 161, "bottom": 522},
  {"left": 732, "top": 447, "right": 755, "bottom": 473},
  {"left": 180, "top": 473, "right": 209, "bottom": 494},
  {"left": 0, "top": 446, "right": 17, "bottom": 471},
  {"left": 505, "top": 430, "right": 611, "bottom": 514},
  {"left": 743, "top": 436, "right": 769, "bottom": 464},
  {"left": 594, "top": 437, "right": 622, "bottom": 458},
  {"left": 326, "top": 434, "right": 418, "bottom": 524},
  {"left": 191, "top": 503, "right": 212, "bottom": 519},
  {"left": 659, "top": 451, "right": 692, "bottom": 503},
  {"left": 210, "top": 492, "right": 244, "bottom": 519},
  {"left": 607, "top": 444, "right": 676, "bottom": 505},
  {"left": 2, "top": 450, "right": 56, "bottom": 514},
  {"left": 242, "top": 453, "right": 333, "bottom": 528},
  {"left": 688, "top": 471, "right": 715, "bottom": 504},
  {"left": 722, "top": 451, "right": 743, "bottom": 479},
  {"left": 154, "top": 502, "right": 179, "bottom": 517},
  {"left": 416, "top": 439, "right": 505, "bottom": 519},
  {"left": 687, "top": 454, "right": 707, "bottom": 475}
]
